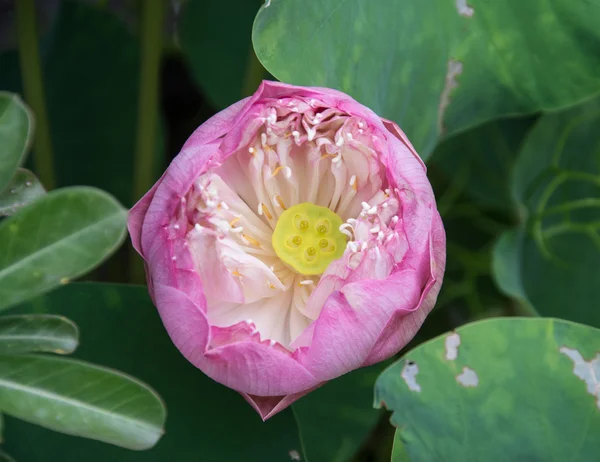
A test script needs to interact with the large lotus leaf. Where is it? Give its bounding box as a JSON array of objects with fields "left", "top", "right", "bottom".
[
  {"left": 493, "top": 97, "right": 600, "bottom": 326},
  {"left": 375, "top": 317, "right": 600, "bottom": 462},
  {"left": 253, "top": 0, "right": 600, "bottom": 157},
  {"left": 5, "top": 283, "right": 303, "bottom": 461}
]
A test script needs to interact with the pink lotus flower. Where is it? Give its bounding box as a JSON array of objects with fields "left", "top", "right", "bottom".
[{"left": 129, "top": 81, "right": 445, "bottom": 420}]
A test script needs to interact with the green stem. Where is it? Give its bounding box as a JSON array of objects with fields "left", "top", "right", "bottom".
[
  {"left": 130, "top": 0, "right": 164, "bottom": 283},
  {"left": 16, "top": 0, "right": 55, "bottom": 190},
  {"left": 241, "top": 44, "right": 265, "bottom": 97}
]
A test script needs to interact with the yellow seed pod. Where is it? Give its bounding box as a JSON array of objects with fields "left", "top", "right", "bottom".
[{"left": 272, "top": 202, "right": 346, "bottom": 275}]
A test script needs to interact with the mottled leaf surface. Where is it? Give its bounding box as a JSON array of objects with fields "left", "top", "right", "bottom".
[{"left": 375, "top": 318, "right": 600, "bottom": 462}]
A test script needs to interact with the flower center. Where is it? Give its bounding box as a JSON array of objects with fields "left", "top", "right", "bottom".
[{"left": 272, "top": 202, "right": 346, "bottom": 275}]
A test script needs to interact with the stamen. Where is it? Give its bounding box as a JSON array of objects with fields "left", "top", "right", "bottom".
[
  {"left": 229, "top": 217, "right": 241, "bottom": 226},
  {"left": 339, "top": 223, "right": 354, "bottom": 239},
  {"left": 306, "top": 126, "right": 316, "bottom": 141},
  {"left": 220, "top": 201, "right": 229, "bottom": 210},
  {"left": 262, "top": 204, "right": 273, "bottom": 220},
  {"left": 242, "top": 234, "right": 261, "bottom": 247},
  {"left": 292, "top": 131, "right": 300, "bottom": 143},
  {"left": 391, "top": 216, "right": 399, "bottom": 225},
  {"left": 370, "top": 224, "right": 381, "bottom": 234},
  {"left": 257, "top": 203, "right": 263, "bottom": 215},
  {"left": 248, "top": 147, "right": 255, "bottom": 155},
  {"left": 367, "top": 206, "right": 378, "bottom": 215},
  {"left": 231, "top": 270, "right": 242, "bottom": 277},
  {"left": 349, "top": 175, "right": 357, "bottom": 191},
  {"left": 299, "top": 279, "right": 314, "bottom": 286},
  {"left": 231, "top": 226, "right": 244, "bottom": 233},
  {"left": 272, "top": 165, "right": 293, "bottom": 179},
  {"left": 274, "top": 195, "right": 287, "bottom": 210},
  {"left": 347, "top": 241, "right": 359, "bottom": 252},
  {"left": 361, "top": 202, "right": 371, "bottom": 211}
]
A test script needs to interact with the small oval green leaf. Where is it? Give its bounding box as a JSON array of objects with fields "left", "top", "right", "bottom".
[
  {"left": 0, "top": 169, "right": 46, "bottom": 217},
  {"left": 0, "top": 187, "right": 127, "bottom": 312},
  {"left": 0, "top": 354, "right": 165, "bottom": 450},
  {"left": 0, "top": 92, "right": 33, "bottom": 193},
  {"left": 0, "top": 314, "right": 78, "bottom": 355}
]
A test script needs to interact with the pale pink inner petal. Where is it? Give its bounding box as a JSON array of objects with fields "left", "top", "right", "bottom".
[{"left": 184, "top": 99, "right": 406, "bottom": 349}]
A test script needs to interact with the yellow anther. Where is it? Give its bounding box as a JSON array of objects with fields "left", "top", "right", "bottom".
[
  {"left": 262, "top": 203, "right": 273, "bottom": 220},
  {"left": 231, "top": 270, "right": 242, "bottom": 277},
  {"left": 275, "top": 195, "right": 287, "bottom": 210},
  {"left": 229, "top": 217, "right": 241, "bottom": 227},
  {"left": 242, "top": 234, "right": 261, "bottom": 247},
  {"left": 272, "top": 166, "right": 285, "bottom": 177},
  {"left": 272, "top": 202, "right": 346, "bottom": 275}
]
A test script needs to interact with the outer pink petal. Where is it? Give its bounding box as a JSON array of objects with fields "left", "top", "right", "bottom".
[
  {"left": 241, "top": 386, "right": 320, "bottom": 421},
  {"left": 298, "top": 269, "right": 423, "bottom": 381},
  {"left": 154, "top": 284, "right": 318, "bottom": 396},
  {"left": 363, "top": 211, "right": 446, "bottom": 365}
]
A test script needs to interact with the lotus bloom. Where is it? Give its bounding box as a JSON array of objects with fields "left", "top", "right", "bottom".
[{"left": 129, "top": 81, "right": 445, "bottom": 420}]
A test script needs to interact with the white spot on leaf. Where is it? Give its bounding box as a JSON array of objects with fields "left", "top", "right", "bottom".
[
  {"left": 437, "top": 60, "right": 463, "bottom": 133},
  {"left": 456, "top": 367, "right": 479, "bottom": 387},
  {"left": 445, "top": 332, "right": 461, "bottom": 360},
  {"left": 560, "top": 347, "right": 600, "bottom": 410},
  {"left": 401, "top": 361, "right": 421, "bottom": 392},
  {"left": 456, "top": 0, "right": 474, "bottom": 17},
  {"left": 289, "top": 449, "right": 301, "bottom": 460}
]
